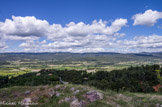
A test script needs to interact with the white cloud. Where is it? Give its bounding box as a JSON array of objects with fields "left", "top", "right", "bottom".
[
  {"left": 18, "top": 34, "right": 162, "bottom": 53},
  {"left": 132, "top": 9, "right": 162, "bottom": 26},
  {"left": 115, "top": 34, "right": 162, "bottom": 52},
  {"left": 0, "top": 16, "right": 49, "bottom": 37},
  {"left": 47, "top": 18, "right": 127, "bottom": 41},
  {"left": 0, "top": 16, "right": 127, "bottom": 41},
  {"left": 1, "top": 16, "right": 162, "bottom": 53},
  {"left": 0, "top": 16, "right": 128, "bottom": 52},
  {"left": 0, "top": 33, "right": 8, "bottom": 50},
  {"left": 4, "top": 35, "right": 39, "bottom": 41}
]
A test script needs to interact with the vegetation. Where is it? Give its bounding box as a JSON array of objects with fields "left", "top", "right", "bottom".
[
  {"left": 0, "top": 84, "right": 162, "bottom": 107},
  {"left": 1, "top": 53, "right": 162, "bottom": 106},
  {"left": 1, "top": 52, "right": 162, "bottom": 77},
  {"left": 0, "top": 65, "right": 162, "bottom": 93}
]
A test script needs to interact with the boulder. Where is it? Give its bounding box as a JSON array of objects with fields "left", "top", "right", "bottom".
[
  {"left": 156, "top": 104, "right": 160, "bottom": 107},
  {"left": 70, "top": 99, "right": 81, "bottom": 107},
  {"left": 73, "top": 90, "right": 80, "bottom": 95},
  {"left": 65, "top": 97, "right": 71, "bottom": 102},
  {"left": 80, "top": 100, "right": 88, "bottom": 107},
  {"left": 36, "top": 73, "right": 40, "bottom": 76},
  {"left": 58, "top": 99, "right": 65, "bottom": 104},
  {"left": 55, "top": 85, "right": 61, "bottom": 89},
  {"left": 24, "top": 91, "right": 31, "bottom": 95},
  {"left": 48, "top": 88, "right": 55, "bottom": 97},
  {"left": 61, "top": 85, "right": 67, "bottom": 90},
  {"left": 55, "top": 91, "right": 62, "bottom": 97},
  {"left": 83, "top": 91, "right": 103, "bottom": 102}
]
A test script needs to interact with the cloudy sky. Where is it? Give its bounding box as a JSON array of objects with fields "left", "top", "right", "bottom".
[{"left": 0, "top": 0, "right": 162, "bottom": 53}]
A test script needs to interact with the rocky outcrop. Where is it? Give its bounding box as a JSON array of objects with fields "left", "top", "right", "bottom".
[
  {"left": 70, "top": 99, "right": 81, "bottom": 107},
  {"left": 83, "top": 90, "right": 103, "bottom": 102}
]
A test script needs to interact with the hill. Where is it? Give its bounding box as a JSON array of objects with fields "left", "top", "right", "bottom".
[{"left": 0, "top": 84, "right": 162, "bottom": 107}]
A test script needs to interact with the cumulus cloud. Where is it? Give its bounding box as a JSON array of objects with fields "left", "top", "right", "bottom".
[
  {"left": 18, "top": 34, "right": 162, "bottom": 53},
  {"left": 0, "top": 33, "right": 8, "bottom": 50},
  {"left": 0, "top": 16, "right": 127, "bottom": 40},
  {"left": 0, "top": 16, "right": 49, "bottom": 37},
  {"left": 3, "top": 16, "right": 162, "bottom": 53},
  {"left": 0, "top": 16, "right": 128, "bottom": 52},
  {"left": 4, "top": 35, "right": 39, "bottom": 41},
  {"left": 115, "top": 34, "right": 162, "bottom": 52},
  {"left": 47, "top": 18, "right": 127, "bottom": 41},
  {"left": 132, "top": 9, "right": 162, "bottom": 26}
]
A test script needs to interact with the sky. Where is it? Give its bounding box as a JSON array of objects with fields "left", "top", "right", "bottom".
[{"left": 0, "top": 0, "right": 162, "bottom": 53}]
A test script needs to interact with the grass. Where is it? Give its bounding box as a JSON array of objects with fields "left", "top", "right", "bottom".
[
  {"left": 0, "top": 84, "right": 162, "bottom": 107},
  {"left": 1, "top": 59, "right": 162, "bottom": 77}
]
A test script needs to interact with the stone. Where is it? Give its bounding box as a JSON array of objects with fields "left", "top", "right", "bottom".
[
  {"left": 83, "top": 90, "right": 103, "bottom": 102},
  {"left": 48, "top": 73, "right": 52, "bottom": 76},
  {"left": 96, "top": 92, "right": 103, "bottom": 99},
  {"left": 65, "top": 97, "right": 71, "bottom": 102},
  {"left": 48, "top": 89, "right": 55, "bottom": 97},
  {"left": 70, "top": 96, "right": 78, "bottom": 102},
  {"left": 73, "top": 90, "right": 80, "bottom": 95},
  {"left": 55, "top": 85, "right": 61, "bottom": 89},
  {"left": 70, "top": 99, "right": 81, "bottom": 107},
  {"left": 80, "top": 100, "right": 88, "bottom": 107},
  {"left": 156, "top": 104, "right": 160, "bottom": 107},
  {"left": 24, "top": 91, "right": 31, "bottom": 95},
  {"left": 36, "top": 73, "right": 40, "bottom": 76},
  {"left": 31, "top": 96, "right": 39, "bottom": 102},
  {"left": 61, "top": 85, "right": 67, "bottom": 90},
  {"left": 58, "top": 99, "right": 65, "bottom": 104},
  {"left": 55, "top": 91, "right": 61, "bottom": 97}
]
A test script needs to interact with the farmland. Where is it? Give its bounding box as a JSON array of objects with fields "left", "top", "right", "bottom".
[{"left": 1, "top": 52, "right": 162, "bottom": 76}]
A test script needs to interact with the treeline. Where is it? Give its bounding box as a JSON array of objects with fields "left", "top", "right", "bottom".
[{"left": 0, "top": 65, "right": 162, "bottom": 93}]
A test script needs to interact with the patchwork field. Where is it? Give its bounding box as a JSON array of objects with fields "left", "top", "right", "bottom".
[{"left": 1, "top": 52, "right": 162, "bottom": 76}]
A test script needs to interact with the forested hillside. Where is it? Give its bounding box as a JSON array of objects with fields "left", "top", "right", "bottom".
[{"left": 1, "top": 65, "right": 162, "bottom": 93}]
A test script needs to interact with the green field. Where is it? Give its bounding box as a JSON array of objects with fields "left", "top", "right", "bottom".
[{"left": 1, "top": 52, "right": 162, "bottom": 76}]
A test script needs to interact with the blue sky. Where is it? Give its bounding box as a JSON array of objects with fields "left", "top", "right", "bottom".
[{"left": 0, "top": 0, "right": 162, "bottom": 53}]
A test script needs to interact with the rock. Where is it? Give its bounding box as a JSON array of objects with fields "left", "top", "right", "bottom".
[
  {"left": 96, "top": 92, "right": 103, "bottom": 99},
  {"left": 31, "top": 96, "right": 39, "bottom": 102},
  {"left": 73, "top": 90, "right": 80, "bottom": 95},
  {"left": 160, "top": 105, "right": 162, "bottom": 107},
  {"left": 22, "top": 98, "right": 31, "bottom": 107},
  {"left": 70, "top": 99, "right": 81, "bottom": 107},
  {"left": 36, "top": 73, "right": 40, "bottom": 76},
  {"left": 61, "top": 85, "right": 67, "bottom": 90},
  {"left": 156, "top": 104, "right": 160, "bottom": 107},
  {"left": 83, "top": 90, "right": 103, "bottom": 102},
  {"left": 59, "top": 96, "right": 87, "bottom": 107},
  {"left": 59, "top": 77, "right": 69, "bottom": 84},
  {"left": 70, "top": 87, "right": 75, "bottom": 91},
  {"left": 70, "top": 96, "right": 78, "bottom": 102},
  {"left": 80, "top": 100, "right": 88, "bottom": 107},
  {"left": 48, "top": 73, "right": 52, "bottom": 76},
  {"left": 59, "top": 96, "right": 77, "bottom": 104},
  {"left": 58, "top": 99, "right": 65, "bottom": 104},
  {"left": 24, "top": 91, "right": 31, "bottom": 95},
  {"left": 55, "top": 91, "right": 61, "bottom": 97},
  {"left": 55, "top": 85, "right": 61, "bottom": 89},
  {"left": 65, "top": 97, "right": 71, "bottom": 102},
  {"left": 48, "top": 88, "right": 55, "bottom": 97}
]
